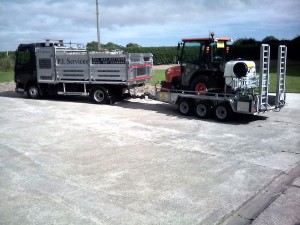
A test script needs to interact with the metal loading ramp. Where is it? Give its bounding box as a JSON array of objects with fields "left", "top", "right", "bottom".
[{"left": 258, "top": 44, "right": 287, "bottom": 112}]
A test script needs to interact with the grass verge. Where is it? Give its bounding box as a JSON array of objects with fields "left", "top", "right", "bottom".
[{"left": 0, "top": 71, "right": 14, "bottom": 83}]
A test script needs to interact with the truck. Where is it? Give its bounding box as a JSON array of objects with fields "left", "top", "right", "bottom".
[
  {"left": 155, "top": 43, "right": 287, "bottom": 121},
  {"left": 14, "top": 40, "right": 153, "bottom": 104}
]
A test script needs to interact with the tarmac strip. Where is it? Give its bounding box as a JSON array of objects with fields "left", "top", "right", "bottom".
[{"left": 219, "top": 161, "right": 300, "bottom": 225}]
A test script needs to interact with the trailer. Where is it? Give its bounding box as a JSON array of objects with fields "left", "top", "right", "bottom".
[
  {"left": 15, "top": 40, "right": 153, "bottom": 103},
  {"left": 155, "top": 44, "right": 287, "bottom": 121}
]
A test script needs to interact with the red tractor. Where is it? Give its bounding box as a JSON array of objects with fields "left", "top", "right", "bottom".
[{"left": 161, "top": 32, "right": 233, "bottom": 92}]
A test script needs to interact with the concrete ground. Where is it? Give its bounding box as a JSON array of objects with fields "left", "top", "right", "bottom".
[{"left": 0, "top": 92, "right": 299, "bottom": 225}]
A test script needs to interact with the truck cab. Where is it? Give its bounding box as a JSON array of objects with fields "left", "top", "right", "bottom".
[
  {"left": 162, "top": 33, "right": 232, "bottom": 92},
  {"left": 14, "top": 44, "right": 37, "bottom": 92}
]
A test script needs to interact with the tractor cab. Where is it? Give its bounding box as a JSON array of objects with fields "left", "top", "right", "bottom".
[{"left": 162, "top": 33, "right": 233, "bottom": 91}]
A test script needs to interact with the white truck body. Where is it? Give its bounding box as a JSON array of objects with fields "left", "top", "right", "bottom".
[{"left": 35, "top": 45, "right": 153, "bottom": 85}]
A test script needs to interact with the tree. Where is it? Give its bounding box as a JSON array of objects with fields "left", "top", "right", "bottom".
[
  {"left": 262, "top": 36, "right": 279, "bottom": 43},
  {"left": 103, "top": 42, "right": 124, "bottom": 50},
  {"left": 126, "top": 43, "right": 141, "bottom": 48},
  {"left": 291, "top": 35, "right": 300, "bottom": 43},
  {"left": 233, "top": 38, "right": 258, "bottom": 46},
  {"left": 86, "top": 41, "right": 124, "bottom": 51},
  {"left": 86, "top": 41, "right": 99, "bottom": 51}
]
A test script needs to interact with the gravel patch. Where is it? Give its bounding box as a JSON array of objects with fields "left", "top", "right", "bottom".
[{"left": 0, "top": 82, "right": 15, "bottom": 93}]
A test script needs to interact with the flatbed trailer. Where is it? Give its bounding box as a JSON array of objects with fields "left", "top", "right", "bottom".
[{"left": 155, "top": 44, "right": 287, "bottom": 121}]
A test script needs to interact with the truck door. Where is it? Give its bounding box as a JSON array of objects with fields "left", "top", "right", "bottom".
[{"left": 14, "top": 44, "right": 37, "bottom": 84}]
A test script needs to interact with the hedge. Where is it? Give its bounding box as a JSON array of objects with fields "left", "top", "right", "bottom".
[{"left": 125, "top": 46, "right": 178, "bottom": 65}]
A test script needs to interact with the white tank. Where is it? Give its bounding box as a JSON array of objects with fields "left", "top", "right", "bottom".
[{"left": 224, "top": 60, "right": 256, "bottom": 87}]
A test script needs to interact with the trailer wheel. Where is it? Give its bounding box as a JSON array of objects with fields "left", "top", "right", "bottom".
[
  {"left": 214, "top": 103, "right": 232, "bottom": 121},
  {"left": 27, "top": 84, "right": 40, "bottom": 99},
  {"left": 91, "top": 87, "right": 109, "bottom": 104},
  {"left": 178, "top": 98, "right": 193, "bottom": 116},
  {"left": 195, "top": 101, "right": 212, "bottom": 119}
]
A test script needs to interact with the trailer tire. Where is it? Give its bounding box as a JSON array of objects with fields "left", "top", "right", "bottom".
[
  {"left": 195, "top": 101, "right": 212, "bottom": 119},
  {"left": 178, "top": 98, "right": 193, "bottom": 116},
  {"left": 27, "top": 84, "right": 40, "bottom": 99},
  {"left": 214, "top": 103, "right": 232, "bottom": 121},
  {"left": 91, "top": 86, "right": 109, "bottom": 104}
]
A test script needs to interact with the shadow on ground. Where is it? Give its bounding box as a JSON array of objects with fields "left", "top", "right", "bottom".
[{"left": 0, "top": 91, "right": 268, "bottom": 125}]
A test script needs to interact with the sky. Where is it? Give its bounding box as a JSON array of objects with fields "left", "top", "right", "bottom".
[{"left": 0, "top": 0, "right": 300, "bottom": 51}]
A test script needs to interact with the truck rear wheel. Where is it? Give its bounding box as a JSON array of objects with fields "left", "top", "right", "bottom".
[
  {"left": 195, "top": 101, "right": 212, "bottom": 119},
  {"left": 214, "top": 103, "right": 232, "bottom": 121},
  {"left": 91, "top": 86, "right": 109, "bottom": 104},
  {"left": 178, "top": 98, "right": 193, "bottom": 116},
  {"left": 27, "top": 84, "right": 40, "bottom": 99}
]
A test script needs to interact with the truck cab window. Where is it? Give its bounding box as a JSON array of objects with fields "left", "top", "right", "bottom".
[{"left": 17, "top": 50, "right": 31, "bottom": 66}]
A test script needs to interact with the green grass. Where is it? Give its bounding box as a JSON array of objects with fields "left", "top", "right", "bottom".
[
  {"left": 269, "top": 63, "right": 300, "bottom": 93},
  {"left": 0, "top": 71, "right": 14, "bottom": 82},
  {"left": 150, "top": 70, "right": 165, "bottom": 84}
]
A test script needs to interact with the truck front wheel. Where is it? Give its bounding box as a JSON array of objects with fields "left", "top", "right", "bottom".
[{"left": 27, "top": 84, "right": 40, "bottom": 99}]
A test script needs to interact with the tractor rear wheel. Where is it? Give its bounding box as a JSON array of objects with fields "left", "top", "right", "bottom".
[{"left": 190, "top": 75, "right": 217, "bottom": 93}]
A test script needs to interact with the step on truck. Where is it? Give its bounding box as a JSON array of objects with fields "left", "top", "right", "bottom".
[
  {"left": 14, "top": 40, "right": 153, "bottom": 103},
  {"left": 155, "top": 44, "right": 287, "bottom": 121}
]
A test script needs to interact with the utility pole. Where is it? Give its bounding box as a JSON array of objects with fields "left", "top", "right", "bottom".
[{"left": 96, "top": 0, "right": 101, "bottom": 50}]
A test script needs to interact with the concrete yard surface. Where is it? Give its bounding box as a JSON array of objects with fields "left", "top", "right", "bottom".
[{"left": 0, "top": 92, "right": 299, "bottom": 225}]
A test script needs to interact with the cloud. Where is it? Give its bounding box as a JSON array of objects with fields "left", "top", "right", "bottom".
[{"left": 0, "top": 0, "right": 299, "bottom": 50}]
